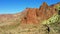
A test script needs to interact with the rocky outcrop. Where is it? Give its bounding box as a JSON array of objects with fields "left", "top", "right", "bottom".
[
  {"left": 21, "top": 8, "right": 39, "bottom": 24},
  {"left": 21, "top": 2, "right": 58, "bottom": 24}
]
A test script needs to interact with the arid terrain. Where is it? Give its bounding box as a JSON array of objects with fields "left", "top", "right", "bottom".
[{"left": 0, "top": 2, "right": 60, "bottom": 34}]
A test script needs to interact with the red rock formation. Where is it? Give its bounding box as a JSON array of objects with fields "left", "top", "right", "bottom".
[
  {"left": 21, "top": 2, "right": 58, "bottom": 24},
  {"left": 26, "top": 8, "right": 38, "bottom": 24},
  {"left": 21, "top": 8, "right": 39, "bottom": 24}
]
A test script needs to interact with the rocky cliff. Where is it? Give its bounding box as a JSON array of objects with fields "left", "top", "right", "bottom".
[{"left": 21, "top": 2, "right": 58, "bottom": 24}]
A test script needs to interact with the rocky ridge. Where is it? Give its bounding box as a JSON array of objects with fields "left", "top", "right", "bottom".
[{"left": 21, "top": 2, "right": 58, "bottom": 24}]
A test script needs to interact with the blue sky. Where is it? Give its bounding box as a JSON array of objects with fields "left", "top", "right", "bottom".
[{"left": 0, "top": 0, "right": 60, "bottom": 14}]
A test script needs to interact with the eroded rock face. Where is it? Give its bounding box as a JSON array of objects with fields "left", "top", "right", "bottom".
[
  {"left": 21, "top": 8, "right": 39, "bottom": 24},
  {"left": 21, "top": 2, "right": 58, "bottom": 24},
  {"left": 26, "top": 8, "right": 39, "bottom": 24}
]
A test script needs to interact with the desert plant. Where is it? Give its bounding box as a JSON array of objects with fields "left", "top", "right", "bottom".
[{"left": 41, "top": 5, "right": 60, "bottom": 34}]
